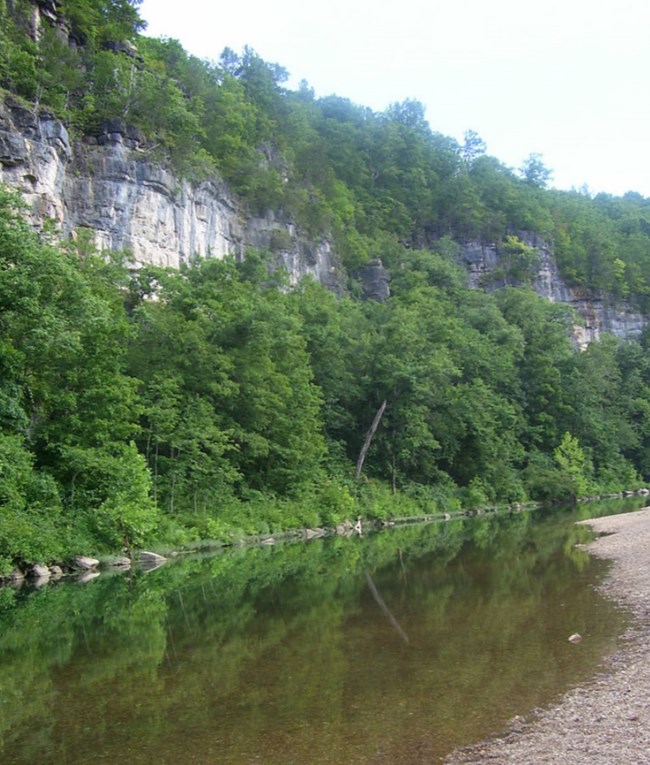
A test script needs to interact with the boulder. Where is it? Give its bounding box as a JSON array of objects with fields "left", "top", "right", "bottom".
[
  {"left": 29, "top": 564, "right": 50, "bottom": 579},
  {"left": 108, "top": 556, "right": 132, "bottom": 569},
  {"left": 139, "top": 551, "right": 167, "bottom": 564},
  {"left": 305, "top": 528, "right": 327, "bottom": 540},
  {"left": 74, "top": 556, "right": 99, "bottom": 570}
]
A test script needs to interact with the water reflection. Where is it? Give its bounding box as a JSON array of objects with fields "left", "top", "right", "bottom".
[{"left": 0, "top": 498, "right": 644, "bottom": 764}]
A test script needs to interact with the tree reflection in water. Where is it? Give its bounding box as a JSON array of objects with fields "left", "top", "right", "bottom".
[{"left": 0, "top": 497, "right": 642, "bottom": 764}]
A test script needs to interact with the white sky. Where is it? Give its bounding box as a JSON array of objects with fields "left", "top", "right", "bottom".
[{"left": 139, "top": 0, "right": 650, "bottom": 197}]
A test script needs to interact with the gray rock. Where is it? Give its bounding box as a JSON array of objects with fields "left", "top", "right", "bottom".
[
  {"left": 0, "top": 99, "right": 343, "bottom": 291},
  {"left": 49, "top": 565, "right": 64, "bottom": 579},
  {"left": 40, "top": 118, "right": 71, "bottom": 158},
  {"left": 30, "top": 564, "right": 51, "bottom": 579},
  {"left": 305, "top": 528, "right": 327, "bottom": 540},
  {"left": 458, "top": 234, "right": 647, "bottom": 345},
  {"left": 108, "top": 556, "right": 132, "bottom": 569},
  {"left": 0, "top": 131, "right": 28, "bottom": 166},
  {"left": 355, "top": 258, "right": 391, "bottom": 301},
  {"left": 139, "top": 551, "right": 167, "bottom": 564},
  {"left": 74, "top": 556, "right": 99, "bottom": 570},
  {"left": 0, "top": 98, "right": 645, "bottom": 343}
]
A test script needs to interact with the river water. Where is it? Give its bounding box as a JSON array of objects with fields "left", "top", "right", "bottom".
[{"left": 0, "top": 498, "right": 645, "bottom": 764}]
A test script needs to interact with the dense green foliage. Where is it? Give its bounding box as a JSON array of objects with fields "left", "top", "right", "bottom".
[
  {"left": 1, "top": 2, "right": 650, "bottom": 570},
  {"left": 3, "top": 0, "right": 650, "bottom": 298},
  {"left": 1, "top": 187, "right": 650, "bottom": 571}
]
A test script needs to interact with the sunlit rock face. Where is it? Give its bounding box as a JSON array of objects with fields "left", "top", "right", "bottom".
[
  {"left": 0, "top": 100, "right": 71, "bottom": 226},
  {"left": 0, "top": 99, "right": 341, "bottom": 288},
  {"left": 0, "top": 98, "right": 646, "bottom": 341},
  {"left": 459, "top": 234, "right": 647, "bottom": 347}
]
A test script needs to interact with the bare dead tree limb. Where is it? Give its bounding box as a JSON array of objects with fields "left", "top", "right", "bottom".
[{"left": 355, "top": 399, "right": 387, "bottom": 480}]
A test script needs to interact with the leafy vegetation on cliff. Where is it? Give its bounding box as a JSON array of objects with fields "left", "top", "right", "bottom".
[
  {"left": 2, "top": 187, "right": 650, "bottom": 572},
  {"left": 3, "top": 0, "right": 650, "bottom": 299},
  {"left": 1, "top": 1, "right": 650, "bottom": 570}
]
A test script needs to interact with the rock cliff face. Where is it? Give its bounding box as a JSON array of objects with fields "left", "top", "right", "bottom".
[
  {"left": 355, "top": 259, "right": 391, "bottom": 301},
  {"left": 0, "top": 98, "right": 341, "bottom": 289},
  {"left": 460, "top": 235, "right": 647, "bottom": 347},
  {"left": 0, "top": 96, "right": 646, "bottom": 343}
]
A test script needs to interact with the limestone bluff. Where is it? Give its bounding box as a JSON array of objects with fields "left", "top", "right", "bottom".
[
  {"left": 0, "top": 96, "right": 645, "bottom": 345},
  {"left": 0, "top": 97, "right": 340, "bottom": 288}
]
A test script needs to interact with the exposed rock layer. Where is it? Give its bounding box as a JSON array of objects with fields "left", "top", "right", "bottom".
[
  {"left": 0, "top": 98, "right": 340, "bottom": 289},
  {"left": 0, "top": 97, "right": 646, "bottom": 340},
  {"left": 460, "top": 236, "right": 646, "bottom": 346}
]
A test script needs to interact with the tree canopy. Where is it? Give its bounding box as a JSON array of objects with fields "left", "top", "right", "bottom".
[
  {"left": 2, "top": 0, "right": 650, "bottom": 302},
  {"left": 1, "top": 1, "right": 650, "bottom": 571}
]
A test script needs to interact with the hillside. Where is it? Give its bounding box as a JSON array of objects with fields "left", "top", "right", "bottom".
[
  {"left": 2, "top": 0, "right": 650, "bottom": 573},
  {"left": 2, "top": 3, "right": 650, "bottom": 297}
]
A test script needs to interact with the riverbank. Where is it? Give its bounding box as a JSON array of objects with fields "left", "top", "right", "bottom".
[
  {"left": 1, "top": 502, "right": 538, "bottom": 587},
  {"left": 3, "top": 492, "right": 647, "bottom": 588},
  {"left": 446, "top": 507, "right": 650, "bottom": 764}
]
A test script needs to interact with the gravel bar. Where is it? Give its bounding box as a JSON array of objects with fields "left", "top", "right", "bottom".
[{"left": 446, "top": 507, "right": 650, "bottom": 764}]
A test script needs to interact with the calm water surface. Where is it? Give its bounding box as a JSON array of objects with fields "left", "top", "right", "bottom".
[{"left": 0, "top": 498, "right": 644, "bottom": 764}]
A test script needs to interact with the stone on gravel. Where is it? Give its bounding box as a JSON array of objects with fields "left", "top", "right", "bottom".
[{"left": 446, "top": 508, "right": 650, "bottom": 764}]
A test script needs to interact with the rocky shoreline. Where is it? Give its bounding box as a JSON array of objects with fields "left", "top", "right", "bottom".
[
  {"left": 3, "top": 491, "right": 649, "bottom": 590},
  {"left": 446, "top": 507, "right": 650, "bottom": 764},
  {"left": 0, "top": 504, "right": 532, "bottom": 588}
]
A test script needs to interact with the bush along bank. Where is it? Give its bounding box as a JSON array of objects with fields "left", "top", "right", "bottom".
[{"left": 5, "top": 488, "right": 650, "bottom": 589}]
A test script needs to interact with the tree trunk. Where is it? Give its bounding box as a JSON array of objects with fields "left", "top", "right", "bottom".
[{"left": 355, "top": 400, "right": 387, "bottom": 480}]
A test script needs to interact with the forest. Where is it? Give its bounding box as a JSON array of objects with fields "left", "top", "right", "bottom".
[{"left": 2, "top": 0, "right": 650, "bottom": 572}]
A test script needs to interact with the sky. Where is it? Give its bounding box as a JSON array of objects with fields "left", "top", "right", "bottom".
[{"left": 139, "top": 0, "right": 650, "bottom": 198}]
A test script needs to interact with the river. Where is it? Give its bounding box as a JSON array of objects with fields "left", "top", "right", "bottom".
[{"left": 0, "top": 498, "right": 645, "bottom": 764}]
